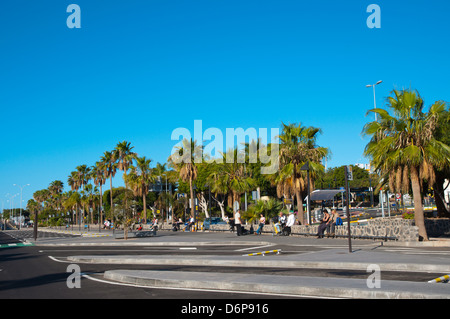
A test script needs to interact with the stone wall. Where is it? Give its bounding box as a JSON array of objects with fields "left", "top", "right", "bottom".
[
  {"left": 161, "top": 217, "right": 450, "bottom": 242},
  {"left": 208, "top": 217, "right": 420, "bottom": 241}
]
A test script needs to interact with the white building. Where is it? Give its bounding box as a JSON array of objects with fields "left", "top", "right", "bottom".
[{"left": 355, "top": 163, "right": 372, "bottom": 172}]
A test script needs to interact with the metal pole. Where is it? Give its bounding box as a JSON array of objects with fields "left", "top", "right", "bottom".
[
  {"left": 387, "top": 191, "right": 391, "bottom": 217},
  {"left": 345, "top": 166, "right": 352, "bottom": 253},
  {"left": 307, "top": 165, "right": 311, "bottom": 225},
  {"left": 208, "top": 184, "right": 211, "bottom": 217},
  {"left": 373, "top": 85, "right": 377, "bottom": 122},
  {"left": 14, "top": 184, "right": 30, "bottom": 230}
]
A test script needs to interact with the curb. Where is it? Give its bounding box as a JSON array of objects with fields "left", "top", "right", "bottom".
[
  {"left": 67, "top": 255, "right": 450, "bottom": 273},
  {"left": 104, "top": 269, "right": 450, "bottom": 299}
]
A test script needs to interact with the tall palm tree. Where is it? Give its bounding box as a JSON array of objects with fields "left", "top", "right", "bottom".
[
  {"left": 168, "top": 138, "right": 202, "bottom": 220},
  {"left": 363, "top": 89, "right": 450, "bottom": 240},
  {"left": 75, "top": 165, "right": 91, "bottom": 226},
  {"left": 48, "top": 180, "right": 64, "bottom": 213},
  {"left": 27, "top": 198, "right": 40, "bottom": 240},
  {"left": 126, "top": 156, "right": 155, "bottom": 223},
  {"left": 114, "top": 141, "right": 137, "bottom": 188},
  {"left": 63, "top": 191, "right": 81, "bottom": 227},
  {"left": 91, "top": 162, "right": 106, "bottom": 227},
  {"left": 114, "top": 141, "right": 137, "bottom": 237},
  {"left": 278, "top": 122, "right": 329, "bottom": 224},
  {"left": 100, "top": 151, "right": 118, "bottom": 225},
  {"left": 76, "top": 165, "right": 91, "bottom": 190},
  {"left": 153, "top": 162, "right": 167, "bottom": 176},
  {"left": 82, "top": 184, "right": 98, "bottom": 225}
]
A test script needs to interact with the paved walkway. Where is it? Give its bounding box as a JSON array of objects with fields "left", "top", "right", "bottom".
[{"left": 32, "top": 228, "right": 450, "bottom": 299}]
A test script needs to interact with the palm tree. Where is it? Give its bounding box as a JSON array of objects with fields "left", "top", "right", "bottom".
[
  {"left": 63, "top": 191, "right": 81, "bottom": 228},
  {"left": 114, "top": 141, "right": 137, "bottom": 187},
  {"left": 76, "top": 165, "right": 91, "bottom": 190},
  {"left": 244, "top": 198, "right": 283, "bottom": 223},
  {"left": 82, "top": 184, "right": 98, "bottom": 225},
  {"left": 277, "top": 122, "right": 329, "bottom": 224},
  {"left": 363, "top": 89, "right": 450, "bottom": 240},
  {"left": 208, "top": 148, "right": 255, "bottom": 218},
  {"left": 32, "top": 189, "right": 49, "bottom": 237},
  {"left": 48, "top": 180, "right": 64, "bottom": 212},
  {"left": 67, "top": 171, "right": 81, "bottom": 224},
  {"left": 91, "top": 162, "right": 106, "bottom": 227},
  {"left": 168, "top": 138, "right": 202, "bottom": 221},
  {"left": 153, "top": 162, "right": 167, "bottom": 176},
  {"left": 126, "top": 156, "right": 155, "bottom": 223},
  {"left": 75, "top": 165, "right": 91, "bottom": 226},
  {"left": 27, "top": 198, "right": 40, "bottom": 240},
  {"left": 100, "top": 151, "right": 118, "bottom": 226}
]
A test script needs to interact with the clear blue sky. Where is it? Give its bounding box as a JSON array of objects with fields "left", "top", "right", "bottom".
[{"left": 1, "top": 0, "right": 449, "bottom": 206}]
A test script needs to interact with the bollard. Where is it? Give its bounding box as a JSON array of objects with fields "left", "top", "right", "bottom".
[
  {"left": 243, "top": 249, "right": 281, "bottom": 256},
  {"left": 428, "top": 274, "right": 450, "bottom": 283}
]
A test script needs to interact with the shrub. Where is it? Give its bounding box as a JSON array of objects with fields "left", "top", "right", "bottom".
[{"left": 402, "top": 211, "right": 414, "bottom": 220}]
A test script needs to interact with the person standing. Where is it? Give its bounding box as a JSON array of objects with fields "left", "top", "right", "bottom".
[
  {"left": 235, "top": 210, "right": 242, "bottom": 236},
  {"left": 255, "top": 214, "right": 266, "bottom": 235},
  {"left": 285, "top": 211, "right": 296, "bottom": 236}
]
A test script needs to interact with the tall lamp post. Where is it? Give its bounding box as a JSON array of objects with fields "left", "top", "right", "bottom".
[
  {"left": 366, "top": 80, "right": 383, "bottom": 122},
  {"left": 14, "top": 184, "right": 30, "bottom": 230},
  {"left": 6, "top": 193, "right": 19, "bottom": 228},
  {"left": 162, "top": 174, "right": 168, "bottom": 223}
]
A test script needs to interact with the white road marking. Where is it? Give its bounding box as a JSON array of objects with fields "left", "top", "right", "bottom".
[{"left": 235, "top": 244, "right": 275, "bottom": 252}]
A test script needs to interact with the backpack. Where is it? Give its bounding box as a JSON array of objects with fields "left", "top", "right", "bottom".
[{"left": 335, "top": 217, "right": 343, "bottom": 226}]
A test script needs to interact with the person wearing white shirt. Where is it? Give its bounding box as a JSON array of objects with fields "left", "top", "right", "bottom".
[
  {"left": 235, "top": 210, "right": 242, "bottom": 236},
  {"left": 285, "top": 211, "right": 296, "bottom": 236}
]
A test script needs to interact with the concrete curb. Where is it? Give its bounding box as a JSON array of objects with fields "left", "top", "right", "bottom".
[
  {"left": 103, "top": 270, "right": 450, "bottom": 299},
  {"left": 67, "top": 254, "right": 450, "bottom": 273}
]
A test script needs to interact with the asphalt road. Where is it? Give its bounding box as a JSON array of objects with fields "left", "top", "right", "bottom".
[
  {"left": 1, "top": 231, "right": 304, "bottom": 300},
  {"left": 2, "top": 229, "right": 449, "bottom": 301}
]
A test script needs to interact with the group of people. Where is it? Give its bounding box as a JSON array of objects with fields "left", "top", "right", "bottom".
[
  {"left": 139, "top": 208, "right": 342, "bottom": 237},
  {"left": 316, "top": 208, "right": 342, "bottom": 238},
  {"left": 254, "top": 211, "right": 297, "bottom": 236},
  {"left": 242, "top": 208, "right": 343, "bottom": 238}
]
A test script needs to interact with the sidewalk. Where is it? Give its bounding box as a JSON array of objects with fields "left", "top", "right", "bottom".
[{"left": 39, "top": 229, "right": 450, "bottom": 299}]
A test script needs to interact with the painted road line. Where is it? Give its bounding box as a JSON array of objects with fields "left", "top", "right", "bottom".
[{"left": 236, "top": 244, "right": 275, "bottom": 252}]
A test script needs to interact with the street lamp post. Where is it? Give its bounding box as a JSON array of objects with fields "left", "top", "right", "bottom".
[
  {"left": 366, "top": 80, "right": 383, "bottom": 122},
  {"left": 6, "top": 193, "right": 19, "bottom": 228},
  {"left": 344, "top": 166, "right": 353, "bottom": 253},
  {"left": 162, "top": 174, "right": 168, "bottom": 223},
  {"left": 14, "top": 184, "right": 30, "bottom": 230}
]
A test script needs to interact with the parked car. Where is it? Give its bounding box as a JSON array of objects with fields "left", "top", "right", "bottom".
[{"left": 202, "top": 217, "right": 227, "bottom": 230}]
